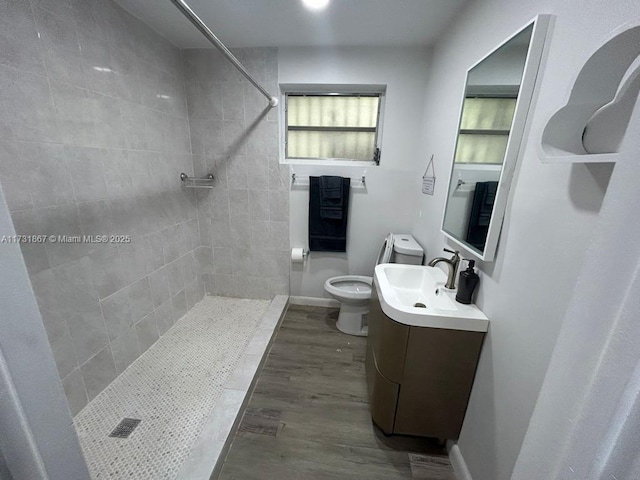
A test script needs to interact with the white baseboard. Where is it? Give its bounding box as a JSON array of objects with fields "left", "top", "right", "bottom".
[
  {"left": 288, "top": 296, "right": 340, "bottom": 308},
  {"left": 447, "top": 441, "right": 473, "bottom": 480}
]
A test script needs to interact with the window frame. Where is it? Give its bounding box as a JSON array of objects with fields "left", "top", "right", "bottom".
[{"left": 279, "top": 84, "right": 386, "bottom": 166}]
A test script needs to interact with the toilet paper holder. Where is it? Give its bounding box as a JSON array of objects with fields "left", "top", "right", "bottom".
[{"left": 291, "top": 248, "right": 310, "bottom": 263}]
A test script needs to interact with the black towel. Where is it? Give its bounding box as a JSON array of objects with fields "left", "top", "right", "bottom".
[
  {"left": 466, "top": 181, "right": 498, "bottom": 250},
  {"left": 309, "top": 176, "right": 350, "bottom": 252},
  {"left": 319, "top": 175, "right": 344, "bottom": 219}
]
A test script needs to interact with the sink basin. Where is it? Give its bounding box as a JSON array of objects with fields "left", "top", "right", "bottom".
[{"left": 374, "top": 264, "right": 489, "bottom": 332}]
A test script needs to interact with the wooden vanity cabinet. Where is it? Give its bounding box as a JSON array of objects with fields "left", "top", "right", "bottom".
[{"left": 366, "top": 280, "right": 485, "bottom": 439}]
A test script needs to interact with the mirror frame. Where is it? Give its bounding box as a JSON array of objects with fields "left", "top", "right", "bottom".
[{"left": 441, "top": 14, "right": 552, "bottom": 261}]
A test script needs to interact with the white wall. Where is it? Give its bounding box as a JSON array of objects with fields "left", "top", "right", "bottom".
[
  {"left": 512, "top": 95, "right": 640, "bottom": 479},
  {"left": 0, "top": 182, "right": 89, "bottom": 478},
  {"left": 278, "top": 47, "right": 431, "bottom": 297},
  {"left": 410, "top": 1, "right": 639, "bottom": 479}
]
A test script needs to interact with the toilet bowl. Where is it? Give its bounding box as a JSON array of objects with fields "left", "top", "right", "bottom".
[
  {"left": 324, "top": 234, "right": 424, "bottom": 336},
  {"left": 324, "top": 276, "right": 373, "bottom": 336}
]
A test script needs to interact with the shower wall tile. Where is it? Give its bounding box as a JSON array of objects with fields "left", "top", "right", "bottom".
[
  {"left": 209, "top": 274, "right": 235, "bottom": 297},
  {"left": 183, "top": 252, "right": 197, "bottom": 284},
  {"left": 154, "top": 299, "right": 174, "bottom": 336},
  {"left": 210, "top": 218, "right": 232, "bottom": 248},
  {"left": 11, "top": 209, "right": 50, "bottom": 275},
  {"left": 195, "top": 246, "right": 214, "bottom": 275},
  {"left": 110, "top": 327, "right": 140, "bottom": 374},
  {"left": 0, "top": 0, "right": 204, "bottom": 408},
  {"left": 229, "top": 189, "right": 250, "bottom": 218},
  {"left": 0, "top": 2, "right": 45, "bottom": 76},
  {"left": 62, "top": 368, "right": 88, "bottom": 416},
  {"left": 50, "top": 79, "right": 97, "bottom": 146},
  {"left": 101, "top": 289, "right": 133, "bottom": 341},
  {"left": 145, "top": 231, "right": 165, "bottom": 272},
  {"left": 268, "top": 221, "right": 289, "bottom": 250},
  {"left": 65, "top": 146, "right": 109, "bottom": 202},
  {"left": 90, "top": 92, "right": 127, "bottom": 149},
  {"left": 32, "top": 0, "right": 74, "bottom": 20},
  {"left": 81, "top": 346, "right": 118, "bottom": 401},
  {"left": 268, "top": 276, "right": 290, "bottom": 297},
  {"left": 44, "top": 41, "right": 87, "bottom": 90},
  {"left": 78, "top": 201, "right": 112, "bottom": 236},
  {"left": 136, "top": 312, "right": 159, "bottom": 354},
  {"left": 250, "top": 221, "right": 269, "bottom": 250},
  {"left": 149, "top": 266, "right": 171, "bottom": 309},
  {"left": 167, "top": 259, "right": 185, "bottom": 295},
  {"left": 226, "top": 155, "right": 249, "bottom": 190},
  {"left": 127, "top": 277, "right": 154, "bottom": 324},
  {"left": 117, "top": 242, "right": 147, "bottom": 284},
  {"left": 249, "top": 190, "right": 270, "bottom": 220},
  {"left": 20, "top": 142, "right": 74, "bottom": 208},
  {"left": 229, "top": 217, "right": 251, "bottom": 250},
  {"left": 87, "top": 244, "right": 128, "bottom": 299},
  {"left": 50, "top": 331, "right": 80, "bottom": 381},
  {"left": 185, "top": 278, "right": 204, "bottom": 310},
  {"left": 102, "top": 150, "right": 132, "bottom": 198},
  {"left": 171, "top": 289, "right": 187, "bottom": 322},
  {"left": 0, "top": 139, "right": 32, "bottom": 211},
  {"left": 221, "top": 83, "right": 245, "bottom": 121},
  {"left": 269, "top": 190, "right": 290, "bottom": 222},
  {"left": 247, "top": 155, "right": 269, "bottom": 191},
  {"left": 0, "top": 109, "right": 14, "bottom": 142},
  {"left": 269, "top": 155, "right": 290, "bottom": 191},
  {"left": 0, "top": 64, "right": 59, "bottom": 143},
  {"left": 185, "top": 81, "right": 223, "bottom": 120},
  {"left": 213, "top": 248, "right": 233, "bottom": 275}
]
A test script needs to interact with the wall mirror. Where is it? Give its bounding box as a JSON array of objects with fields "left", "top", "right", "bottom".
[{"left": 442, "top": 15, "right": 551, "bottom": 261}]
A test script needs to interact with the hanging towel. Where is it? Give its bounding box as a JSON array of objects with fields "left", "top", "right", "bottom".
[
  {"left": 319, "top": 175, "right": 344, "bottom": 219},
  {"left": 466, "top": 181, "right": 498, "bottom": 250},
  {"left": 309, "top": 176, "right": 350, "bottom": 252}
]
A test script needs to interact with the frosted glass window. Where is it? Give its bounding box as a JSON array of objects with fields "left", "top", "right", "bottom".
[
  {"left": 286, "top": 94, "right": 380, "bottom": 161},
  {"left": 454, "top": 96, "right": 516, "bottom": 164},
  {"left": 455, "top": 134, "right": 509, "bottom": 164}
]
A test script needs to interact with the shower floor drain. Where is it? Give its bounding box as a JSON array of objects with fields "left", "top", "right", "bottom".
[{"left": 109, "top": 418, "right": 141, "bottom": 439}]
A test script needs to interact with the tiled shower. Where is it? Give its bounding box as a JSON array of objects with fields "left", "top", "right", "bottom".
[
  {"left": 184, "top": 48, "right": 290, "bottom": 299},
  {"left": 0, "top": 0, "right": 289, "bottom": 417}
]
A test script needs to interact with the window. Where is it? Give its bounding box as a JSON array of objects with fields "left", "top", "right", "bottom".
[
  {"left": 454, "top": 95, "right": 517, "bottom": 164},
  {"left": 282, "top": 87, "right": 384, "bottom": 164}
]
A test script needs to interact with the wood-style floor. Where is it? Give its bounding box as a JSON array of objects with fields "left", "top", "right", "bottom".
[{"left": 216, "top": 305, "right": 456, "bottom": 480}]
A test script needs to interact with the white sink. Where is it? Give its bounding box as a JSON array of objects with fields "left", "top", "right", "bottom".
[{"left": 374, "top": 264, "right": 489, "bottom": 332}]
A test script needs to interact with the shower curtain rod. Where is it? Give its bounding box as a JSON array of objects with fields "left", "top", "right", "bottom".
[{"left": 169, "top": 0, "right": 279, "bottom": 108}]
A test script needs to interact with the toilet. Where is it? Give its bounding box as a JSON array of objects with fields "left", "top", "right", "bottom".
[{"left": 324, "top": 234, "right": 424, "bottom": 336}]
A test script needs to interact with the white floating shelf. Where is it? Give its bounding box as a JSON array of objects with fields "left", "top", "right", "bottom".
[{"left": 539, "top": 23, "right": 640, "bottom": 164}]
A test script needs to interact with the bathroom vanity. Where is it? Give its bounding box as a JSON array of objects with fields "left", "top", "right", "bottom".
[{"left": 366, "top": 264, "right": 488, "bottom": 439}]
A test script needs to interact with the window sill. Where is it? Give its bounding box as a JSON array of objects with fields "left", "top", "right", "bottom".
[{"left": 281, "top": 158, "right": 377, "bottom": 167}]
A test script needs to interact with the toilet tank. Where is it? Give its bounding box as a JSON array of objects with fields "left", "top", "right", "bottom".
[{"left": 391, "top": 234, "right": 424, "bottom": 265}]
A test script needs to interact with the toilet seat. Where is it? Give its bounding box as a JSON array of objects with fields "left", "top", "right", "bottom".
[
  {"left": 324, "top": 275, "right": 372, "bottom": 303},
  {"left": 377, "top": 233, "right": 394, "bottom": 265},
  {"left": 324, "top": 234, "right": 392, "bottom": 305}
]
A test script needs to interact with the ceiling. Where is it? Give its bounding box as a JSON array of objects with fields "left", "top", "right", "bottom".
[{"left": 113, "top": 0, "right": 469, "bottom": 49}]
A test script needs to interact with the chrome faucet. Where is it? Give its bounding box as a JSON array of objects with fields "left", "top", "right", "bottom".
[{"left": 428, "top": 248, "right": 461, "bottom": 289}]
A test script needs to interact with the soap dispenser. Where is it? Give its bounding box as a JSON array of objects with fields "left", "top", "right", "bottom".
[{"left": 456, "top": 260, "right": 479, "bottom": 305}]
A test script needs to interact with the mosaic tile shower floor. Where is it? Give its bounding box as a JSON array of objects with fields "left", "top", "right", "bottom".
[{"left": 74, "top": 296, "right": 269, "bottom": 479}]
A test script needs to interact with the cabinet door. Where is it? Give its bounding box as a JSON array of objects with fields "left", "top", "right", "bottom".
[
  {"left": 366, "top": 348, "right": 400, "bottom": 435},
  {"left": 394, "top": 327, "right": 485, "bottom": 439},
  {"left": 368, "top": 282, "right": 409, "bottom": 383}
]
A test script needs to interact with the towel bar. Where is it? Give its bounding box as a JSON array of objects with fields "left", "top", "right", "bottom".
[{"left": 291, "top": 173, "right": 366, "bottom": 188}]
